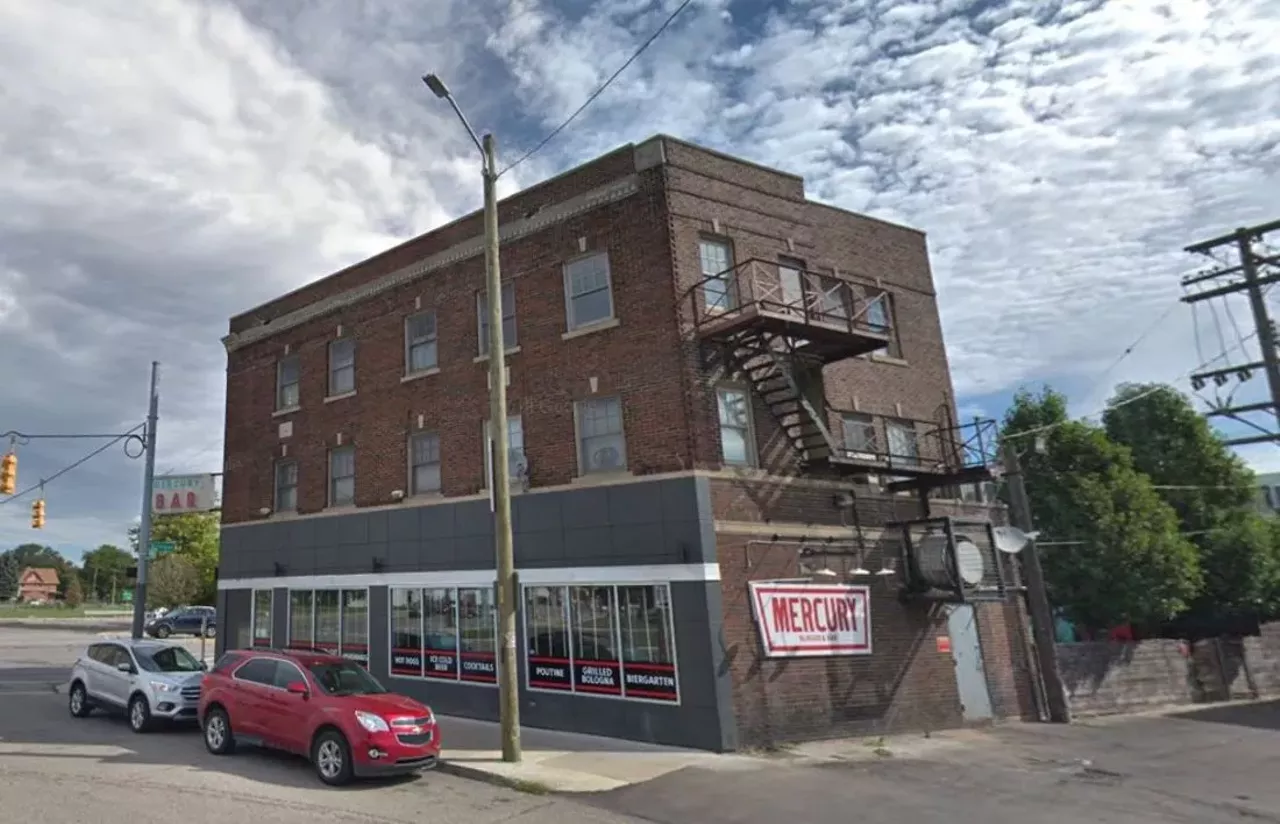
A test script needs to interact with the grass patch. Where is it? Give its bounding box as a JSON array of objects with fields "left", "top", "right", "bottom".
[{"left": 0, "top": 605, "right": 87, "bottom": 619}]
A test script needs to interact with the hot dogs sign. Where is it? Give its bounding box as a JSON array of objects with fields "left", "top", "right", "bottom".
[{"left": 152, "top": 474, "right": 218, "bottom": 515}]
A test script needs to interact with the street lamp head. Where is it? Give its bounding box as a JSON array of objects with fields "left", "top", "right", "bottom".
[{"left": 422, "top": 73, "right": 450, "bottom": 99}]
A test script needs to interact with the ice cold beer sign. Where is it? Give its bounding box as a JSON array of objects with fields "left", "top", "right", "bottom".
[{"left": 748, "top": 582, "right": 872, "bottom": 658}]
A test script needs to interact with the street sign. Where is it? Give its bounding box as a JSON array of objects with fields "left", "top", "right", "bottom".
[
  {"left": 152, "top": 473, "right": 218, "bottom": 515},
  {"left": 121, "top": 590, "right": 133, "bottom": 603},
  {"left": 148, "top": 540, "right": 176, "bottom": 559}
]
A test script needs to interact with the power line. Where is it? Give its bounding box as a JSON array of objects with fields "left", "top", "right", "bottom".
[
  {"left": 1081, "top": 300, "right": 1181, "bottom": 402},
  {"left": 0, "top": 423, "right": 146, "bottom": 506},
  {"left": 499, "top": 0, "right": 696, "bottom": 177}
]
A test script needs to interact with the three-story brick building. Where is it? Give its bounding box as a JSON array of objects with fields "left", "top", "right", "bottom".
[{"left": 216, "top": 135, "right": 1035, "bottom": 751}]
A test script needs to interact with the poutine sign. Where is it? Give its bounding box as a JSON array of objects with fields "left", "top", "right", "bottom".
[{"left": 748, "top": 581, "right": 872, "bottom": 658}]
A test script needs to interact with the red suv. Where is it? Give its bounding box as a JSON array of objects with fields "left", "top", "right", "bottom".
[{"left": 198, "top": 647, "right": 441, "bottom": 786}]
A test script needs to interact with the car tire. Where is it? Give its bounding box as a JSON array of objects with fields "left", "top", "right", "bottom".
[
  {"left": 203, "top": 707, "right": 236, "bottom": 755},
  {"left": 154, "top": 625, "right": 171, "bottom": 639},
  {"left": 312, "top": 729, "right": 354, "bottom": 787},
  {"left": 128, "top": 694, "right": 152, "bottom": 733},
  {"left": 203, "top": 625, "right": 216, "bottom": 639},
  {"left": 68, "top": 681, "right": 92, "bottom": 718}
]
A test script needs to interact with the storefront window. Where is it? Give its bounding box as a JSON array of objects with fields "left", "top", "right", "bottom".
[
  {"left": 390, "top": 588, "right": 423, "bottom": 676},
  {"left": 423, "top": 588, "right": 459, "bottom": 680},
  {"left": 251, "top": 589, "right": 272, "bottom": 648},
  {"left": 289, "top": 590, "right": 313, "bottom": 647},
  {"left": 525, "top": 586, "right": 571, "bottom": 691},
  {"left": 314, "top": 590, "right": 340, "bottom": 654},
  {"left": 458, "top": 587, "right": 497, "bottom": 683},
  {"left": 340, "top": 589, "right": 369, "bottom": 664},
  {"left": 522, "top": 583, "right": 679, "bottom": 704}
]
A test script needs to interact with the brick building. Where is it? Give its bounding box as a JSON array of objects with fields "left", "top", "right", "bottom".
[{"left": 215, "top": 135, "right": 1036, "bottom": 751}]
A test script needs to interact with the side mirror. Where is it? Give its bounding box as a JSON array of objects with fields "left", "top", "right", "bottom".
[
  {"left": 286, "top": 681, "right": 309, "bottom": 697},
  {"left": 116, "top": 661, "right": 135, "bottom": 674},
  {"left": 199, "top": 661, "right": 209, "bottom": 671}
]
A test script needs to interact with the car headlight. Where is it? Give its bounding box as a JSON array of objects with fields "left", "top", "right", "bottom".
[
  {"left": 354, "top": 711, "right": 389, "bottom": 733},
  {"left": 423, "top": 709, "right": 435, "bottom": 725},
  {"left": 149, "top": 681, "right": 176, "bottom": 693}
]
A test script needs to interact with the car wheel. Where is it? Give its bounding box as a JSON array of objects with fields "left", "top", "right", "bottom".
[
  {"left": 203, "top": 707, "right": 236, "bottom": 755},
  {"left": 128, "top": 694, "right": 152, "bottom": 733},
  {"left": 154, "top": 625, "right": 171, "bottom": 639},
  {"left": 203, "top": 624, "right": 216, "bottom": 638},
  {"left": 312, "top": 729, "right": 354, "bottom": 786},
  {"left": 68, "top": 682, "right": 92, "bottom": 718}
]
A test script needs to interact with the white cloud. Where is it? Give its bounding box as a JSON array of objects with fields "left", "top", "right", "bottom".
[{"left": 2, "top": 0, "right": 1280, "bottom": 559}]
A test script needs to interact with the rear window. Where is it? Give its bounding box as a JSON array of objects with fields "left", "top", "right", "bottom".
[{"left": 211, "top": 652, "right": 244, "bottom": 675}]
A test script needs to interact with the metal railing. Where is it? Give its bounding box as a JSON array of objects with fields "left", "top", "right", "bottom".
[
  {"left": 827, "top": 413, "right": 999, "bottom": 477},
  {"left": 687, "top": 259, "right": 893, "bottom": 339}
]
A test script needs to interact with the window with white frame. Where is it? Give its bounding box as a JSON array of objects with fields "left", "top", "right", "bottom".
[
  {"left": 477, "top": 282, "right": 517, "bottom": 355},
  {"left": 564, "top": 252, "right": 614, "bottom": 330},
  {"left": 289, "top": 590, "right": 314, "bottom": 646},
  {"left": 250, "top": 589, "right": 272, "bottom": 648},
  {"left": 276, "top": 355, "right": 300, "bottom": 410},
  {"left": 864, "top": 291, "right": 901, "bottom": 357},
  {"left": 274, "top": 460, "right": 298, "bottom": 512},
  {"left": 328, "top": 446, "right": 355, "bottom": 506},
  {"left": 328, "top": 338, "right": 355, "bottom": 395},
  {"left": 285, "top": 588, "right": 367, "bottom": 663},
  {"left": 716, "top": 386, "right": 754, "bottom": 466},
  {"left": 483, "top": 415, "right": 524, "bottom": 489},
  {"left": 699, "top": 238, "right": 735, "bottom": 312},
  {"left": 405, "top": 311, "right": 438, "bottom": 374},
  {"left": 886, "top": 419, "right": 919, "bottom": 467},
  {"left": 576, "top": 396, "right": 626, "bottom": 474},
  {"left": 409, "top": 432, "right": 441, "bottom": 495},
  {"left": 387, "top": 586, "right": 493, "bottom": 683},
  {"left": 841, "top": 413, "right": 877, "bottom": 459}
]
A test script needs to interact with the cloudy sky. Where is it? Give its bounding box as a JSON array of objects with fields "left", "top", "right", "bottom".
[{"left": 1, "top": 0, "right": 1278, "bottom": 563}]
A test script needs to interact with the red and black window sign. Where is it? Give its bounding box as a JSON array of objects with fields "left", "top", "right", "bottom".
[
  {"left": 340, "top": 644, "right": 369, "bottom": 666},
  {"left": 391, "top": 648, "right": 423, "bottom": 677},
  {"left": 622, "top": 661, "right": 678, "bottom": 702},
  {"left": 460, "top": 651, "right": 497, "bottom": 683},
  {"left": 572, "top": 659, "right": 622, "bottom": 696},
  {"left": 423, "top": 647, "right": 459, "bottom": 680},
  {"left": 527, "top": 656, "right": 573, "bottom": 691}
]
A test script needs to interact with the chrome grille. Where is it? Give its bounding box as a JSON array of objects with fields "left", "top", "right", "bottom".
[
  {"left": 180, "top": 685, "right": 201, "bottom": 701},
  {"left": 392, "top": 716, "right": 432, "bottom": 728},
  {"left": 396, "top": 731, "right": 433, "bottom": 747}
]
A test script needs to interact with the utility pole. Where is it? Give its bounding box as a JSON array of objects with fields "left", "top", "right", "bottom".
[
  {"left": 130, "top": 362, "right": 160, "bottom": 639},
  {"left": 1001, "top": 440, "right": 1071, "bottom": 724},
  {"left": 1183, "top": 218, "right": 1280, "bottom": 445},
  {"left": 422, "top": 73, "right": 520, "bottom": 762}
]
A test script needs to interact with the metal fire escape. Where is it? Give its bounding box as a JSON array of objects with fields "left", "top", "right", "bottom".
[{"left": 687, "top": 259, "right": 996, "bottom": 492}]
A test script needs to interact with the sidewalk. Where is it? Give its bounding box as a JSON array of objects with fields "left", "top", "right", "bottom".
[{"left": 436, "top": 715, "right": 762, "bottom": 792}]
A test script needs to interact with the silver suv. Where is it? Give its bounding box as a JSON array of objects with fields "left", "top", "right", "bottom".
[{"left": 67, "top": 638, "right": 206, "bottom": 732}]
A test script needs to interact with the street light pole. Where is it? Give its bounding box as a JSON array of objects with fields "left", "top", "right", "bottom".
[
  {"left": 131, "top": 361, "right": 160, "bottom": 639},
  {"left": 422, "top": 73, "right": 521, "bottom": 763}
]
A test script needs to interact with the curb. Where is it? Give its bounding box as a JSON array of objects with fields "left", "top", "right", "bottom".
[{"left": 435, "top": 760, "right": 554, "bottom": 795}]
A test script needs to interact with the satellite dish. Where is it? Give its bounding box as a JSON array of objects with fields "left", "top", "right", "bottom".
[
  {"left": 954, "top": 537, "right": 985, "bottom": 586},
  {"left": 992, "top": 525, "right": 1039, "bottom": 555}
]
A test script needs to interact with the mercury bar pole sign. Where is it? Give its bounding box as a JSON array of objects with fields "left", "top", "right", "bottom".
[{"left": 152, "top": 474, "right": 217, "bottom": 514}]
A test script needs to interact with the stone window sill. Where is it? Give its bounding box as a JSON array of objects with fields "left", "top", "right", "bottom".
[
  {"left": 324, "top": 390, "right": 357, "bottom": 404},
  {"left": 562, "top": 317, "right": 620, "bottom": 341},
  {"left": 401, "top": 367, "right": 441, "bottom": 384},
  {"left": 272, "top": 406, "right": 301, "bottom": 418}
]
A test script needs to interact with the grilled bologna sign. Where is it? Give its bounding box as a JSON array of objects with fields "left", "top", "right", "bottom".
[{"left": 748, "top": 582, "right": 872, "bottom": 657}]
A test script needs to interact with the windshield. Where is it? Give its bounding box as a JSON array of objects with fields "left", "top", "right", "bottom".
[
  {"left": 135, "top": 646, "right": 203, "bottom": 673},
  {"left": 307, "top": 661, "right": 387, "bottom": 696}
]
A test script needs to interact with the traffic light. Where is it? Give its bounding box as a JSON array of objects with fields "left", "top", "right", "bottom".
[
  {"left": 31, "top": 498, "right": 45, "bottom": 529},
  {"left": 0, "top": 452, "right": 15, "bottom": 495}
]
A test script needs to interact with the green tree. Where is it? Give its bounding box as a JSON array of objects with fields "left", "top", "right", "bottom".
[
  {"left": 63, "top": 574, "right": 84, "bottom": 608},
  {"left": 130, "top": 512, "right": 219, "bottom": 605},
  {"left": 148, "top": 554, "right": 200, "bottom": 608},
  {"left": 1003, "top": 387, "right": 1203, "bottom": 629},
  {"left": 9, "top": 543, "right": 65, "bottom": 570},
  {"left": 0, "top": 552, "right": 18, "bottom": 601},
  {"left": 1104, "top": 383, "right": 1280, "bottom": 620},
  {"left": 81, "top": 544, "right": 134, "bottom": 602}
]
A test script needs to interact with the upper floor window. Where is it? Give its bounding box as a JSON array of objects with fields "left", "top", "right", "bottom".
[
  {"left": 815, "top": 275, "right": 850, "bottom": 322},
  {"left": 405, "top": 312, "right": 438, "bottom": 374},
  {"left": 575, "top": 396, "right": 627, "bottom": 475},
  {"left": 777, "top": 256, "right": 806, "bottom": 314},
  {"left": 841, "top": 413, "right": 877, "bottom": 459},
  {"left": 717, "top": 386, "right": 755, "bottom": 467},
  {"left": 409, "top": 432, "right": 441, "bottom": 495},
  {"left": 564, "top": 253, "right": 614, "bottom": 331},
  {"left": 484, "top": 415, "right": 525, "bottom": 489},
  {"left": 276, "top": 356, "right": 300, "bottom": 410},
  {"left": 328, "top": 338, "right": 355, "bottom": 396},
  {"left": 275, "top": 460, "right": 298, "bottom": 512},
  {"left": 886, "top": 420, "right": 919, "bottom": 467},
  {"left": 478, "top": 282, "right": 517, "bottom": 356},
  {"left": 865, "top": 291, "right": 902, "bottom": 358},
  {"left": 699, "top": 238, "right": 735, "bottom": 312},
  {"left": 328, "top": 446, "right": 355, "bottom": 507}
]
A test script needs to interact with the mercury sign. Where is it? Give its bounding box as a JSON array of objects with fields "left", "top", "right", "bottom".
[
  {"left": 748, "top": 581, "right": 872, "bottom": 658},
  {"left": 152, "top": 474, "right": 217, "bottom": 515}
]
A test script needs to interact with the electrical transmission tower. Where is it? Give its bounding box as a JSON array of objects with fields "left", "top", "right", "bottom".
[{"left": 1181, "top": 218, "right": 1280, "bottom": 446}]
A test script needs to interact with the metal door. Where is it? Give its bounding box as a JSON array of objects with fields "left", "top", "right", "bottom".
[{"left": 946, "top": 603, "right": 994, "bottom": 722}]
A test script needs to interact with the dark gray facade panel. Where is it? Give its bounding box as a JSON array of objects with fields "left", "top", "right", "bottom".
[
  {"left": 220, "top": 477, "right": 710, "bottom": 578},
  {"left": 271, "top": 588, "right": 289, "bottom": 647},
  {"left": 368, "top": 586, "right": 389, "bottom": 678}
]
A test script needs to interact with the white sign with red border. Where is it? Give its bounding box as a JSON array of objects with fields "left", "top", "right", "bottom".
[{"left": 748, "top": 581, "right": 872, "bottom": 658}]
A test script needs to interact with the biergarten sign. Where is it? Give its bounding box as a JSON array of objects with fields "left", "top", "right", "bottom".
[{"left": 748, "top": 581, "right": 872, "bottom": 658}]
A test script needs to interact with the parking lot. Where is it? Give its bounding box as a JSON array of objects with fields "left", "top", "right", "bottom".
[{"left": 0, "top": 627, "right": 645, "bottom": 824}]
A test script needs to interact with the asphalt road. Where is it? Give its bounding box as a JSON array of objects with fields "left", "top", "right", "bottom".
[{"left": 0, "top": 627, "right": 644, "bottom": 824}]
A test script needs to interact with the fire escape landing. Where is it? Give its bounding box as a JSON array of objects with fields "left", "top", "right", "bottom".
[{"left": 687, "top": 259, "right": 996, "bottom": 492}]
